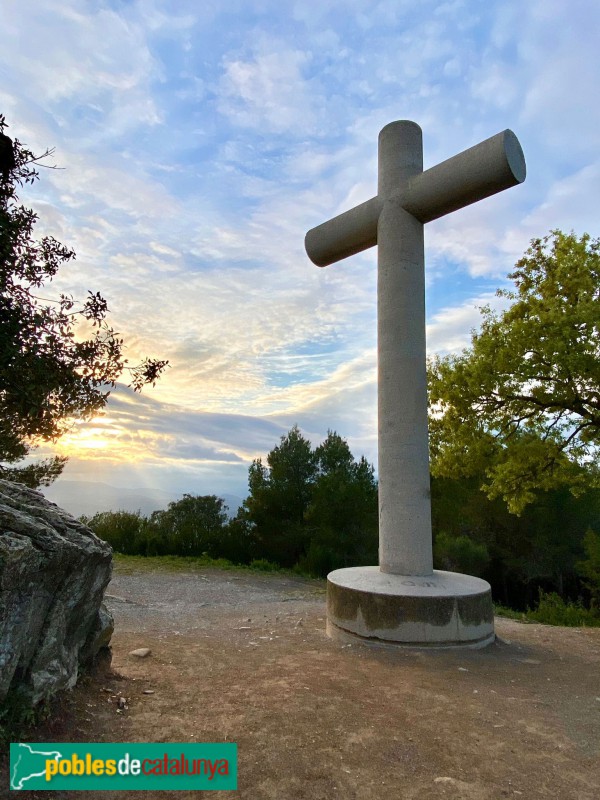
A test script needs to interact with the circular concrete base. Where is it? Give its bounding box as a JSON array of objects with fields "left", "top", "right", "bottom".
[{"left": 327, "top": 567, "right": 495, "bottom": 649}]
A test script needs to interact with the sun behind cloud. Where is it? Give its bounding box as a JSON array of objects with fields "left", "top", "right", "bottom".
[{"left": 54, "top": 415, "right": 133, "bottom": 461}]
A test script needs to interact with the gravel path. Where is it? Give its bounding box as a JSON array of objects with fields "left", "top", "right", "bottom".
[
  {"left": 10, "top": 564, "right": 600, "bottom": 800},
  {"left": 105, "top": 568, "right": 325, "bottom": 631}
]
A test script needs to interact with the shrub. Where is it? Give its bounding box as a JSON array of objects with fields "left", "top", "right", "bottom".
[
  {"left": 248, "top": 558, "right": 281, "bottom": 572},
  {"left": 527, "top": 590, "right": 600, "bottom": 627}
]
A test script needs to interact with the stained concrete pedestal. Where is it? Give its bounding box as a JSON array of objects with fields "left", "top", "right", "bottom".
[{"left": 327, "top": 567, "right": 495, "bottom": 649}]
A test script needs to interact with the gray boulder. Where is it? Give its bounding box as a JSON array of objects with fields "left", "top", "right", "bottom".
[{"left": 0, "top": 480, "right": 113, "bottom": 706}]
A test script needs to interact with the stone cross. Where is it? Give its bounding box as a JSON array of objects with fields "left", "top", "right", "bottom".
[{"left": 305, "top": 121, "right": 525, "bottom": 579}]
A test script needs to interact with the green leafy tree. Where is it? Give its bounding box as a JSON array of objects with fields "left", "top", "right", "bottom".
[
  {"left": 84, "top": 499, "right": 248, "bottom": 561},
  {"left": 148, "top": 495, "right": 228, "bottom": 557},
  {"left": 428, "top": 231, "right": 600, "bottom": 513},
  {"left": 83, "top": 510, "right": 146, "bottom": 555},
  {"left": 0, "top": 116, "right": 168, "bottom": 487}
]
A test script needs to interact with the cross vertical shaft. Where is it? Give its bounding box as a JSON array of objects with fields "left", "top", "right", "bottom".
[{"left": 377, "top": 122, "right": 432, "bottom": 575}]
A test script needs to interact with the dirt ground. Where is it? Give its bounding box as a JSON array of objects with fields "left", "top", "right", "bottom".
[{"left": 4, "top": 562, "right": 600, "bottom": 800}]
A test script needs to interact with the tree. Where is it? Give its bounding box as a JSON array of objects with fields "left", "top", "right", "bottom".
[
  {"left": 84, "top": 498, "right": 255, "bottom": 562},
  {"left": 240, "top": 427, "right": 378, "bottom": 574},
  {"left": 0, "top": 116, "right": 168, "bottom": 486},
  {"left": 267, "top": 424, "right": 316, "bottom": 525},
  {"left": 148, "top": 495, "right": 228, "bottom": 557},
  {"left": 301, "top": 431, "right": 378, "bottom": 575},
  {"left": 82, "top": 510, "right": 146, "bottom": 556},
  {"left": 242, "top": 426, "right": 316, "bottom": 566},
  {"left": 428, "top": 231, "right": 600, "bottom": 513},
  {"left": 576, "top": 529, "right": 600, "bottom": 609},
  {"left": 433, "top": 531, "right": 490, "bottom": 577}
]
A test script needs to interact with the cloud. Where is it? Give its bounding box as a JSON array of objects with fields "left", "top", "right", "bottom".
[
  {"left": 218, "top": 41, "right": 318, "bottom": 135},
  {"left": 48, "top": 384, "right": 291, "bottom": 467},
  {"left": 426, "top": 293, "right": 510, "bottom": 354},
  {"left": 519, "top": 163, "right": 600, "bottom": 240},
  {"left": 518, "top": 0, "right": 600, "bottom": 160},
  {"left": 3, "top": 1, "right": 163, "bottom": 135}
]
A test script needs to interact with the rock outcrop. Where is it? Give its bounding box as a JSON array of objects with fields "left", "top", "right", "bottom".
[{"left": 0, "top": 480, "right": 113, "bottom": 706}]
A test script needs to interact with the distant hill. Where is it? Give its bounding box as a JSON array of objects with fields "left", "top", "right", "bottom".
[{"left": 40, "top": 480, "right": 243, "bottom": 520}]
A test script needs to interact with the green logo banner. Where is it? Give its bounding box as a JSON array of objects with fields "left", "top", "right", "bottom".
[{"left": 9, "top": 742, "right": 237, "bottom": 791}]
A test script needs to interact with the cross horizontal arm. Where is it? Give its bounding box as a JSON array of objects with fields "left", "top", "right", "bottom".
[
  {"left": 305, "top": 196, "right": 381, "bottom": 269},
  {"left": 305, "top": 129, "right": 525, "bottom": 267}
]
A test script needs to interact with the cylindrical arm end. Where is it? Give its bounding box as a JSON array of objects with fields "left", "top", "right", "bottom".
[{"left": 503, "top": 129, "right": 526, "bottom": 185}]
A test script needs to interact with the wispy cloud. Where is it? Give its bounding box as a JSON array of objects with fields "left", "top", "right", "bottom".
[{"left": 219, "top": 41, "right": 318, "bottom": 135}]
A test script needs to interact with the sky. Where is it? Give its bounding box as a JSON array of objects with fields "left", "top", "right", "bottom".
[{"left": 1, "top": 0, "right": 599, "bottom": 509}]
